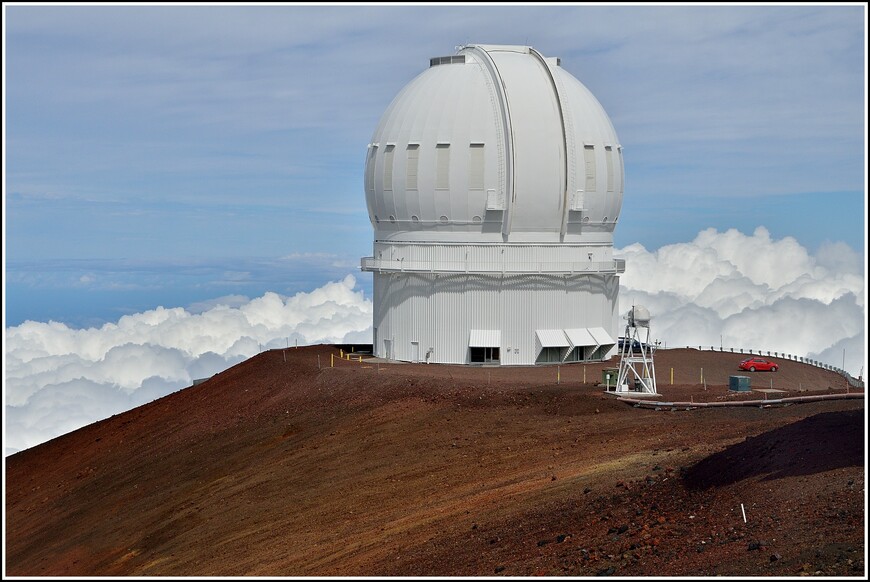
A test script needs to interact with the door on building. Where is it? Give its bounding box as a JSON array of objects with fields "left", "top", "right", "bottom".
[
  {"left": 469, "top": 330, "right": 501, "bottom": 365},
  {"left": 470, "top": 346, "right": 500, "bottom": 364},
  {"left": 411, "top": 341, "right": 420, "bottom": 363}
]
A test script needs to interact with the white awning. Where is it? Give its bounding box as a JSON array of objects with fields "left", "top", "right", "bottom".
[
  {"left": 469, "top": 329, "right": 501, "bottom": 347},
  {"left": 564, "top": 328, "right": 597, "bottom": 348},
  {"left": 588, "top": 327, "right": 616, "bottom": 347},
  {"left": 535, "top": 329, "right": 570, "bottom": 347}
]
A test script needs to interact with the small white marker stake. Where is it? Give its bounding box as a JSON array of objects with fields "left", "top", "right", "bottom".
[{"left": 741, "top": 503, "right": 747, "bottom": 523}]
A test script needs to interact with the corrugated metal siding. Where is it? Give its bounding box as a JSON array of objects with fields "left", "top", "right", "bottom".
[
  {"left": 536, "top": 329, "right": 569, "bottom": 347},
  {"left": 588, "top": 326, "right": 615, "bottom": 346},
  {"left": 565, "top": 328, "right": 596, "bottom": 347},
  {"left": 469, "top": 329, "right": 501, "bottom": 347},
  {"left": 436, "top": 275, "right": 468, "bottom": 363},
  {"left": 373, "top": 272, "right": 620, "bottom": 365}
]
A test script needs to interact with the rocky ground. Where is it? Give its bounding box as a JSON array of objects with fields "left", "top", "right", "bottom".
[{"left": 5, "top": 346, "right": 866, "bottom": 577}]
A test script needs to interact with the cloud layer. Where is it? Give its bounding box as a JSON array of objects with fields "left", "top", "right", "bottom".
[
  {"left": 4, "top": 275, "right": 372, "bottom": 455},
  {"left": 5, "top": 229, "right": 866, "bottom": 455},
  {"left": 618, "top": 228, "right": 864, "bottom": 372}
]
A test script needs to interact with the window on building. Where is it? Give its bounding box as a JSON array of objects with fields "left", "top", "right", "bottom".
[
  {"left": 605, "top": 146, "right": 614, "bottom": 193},
  {"left": 564, "top": 346, "right": 595, "bottom": 362},
  {"left": 365, "top": 145, "right": 378, "bottom": 193},
  {"left": 536, "top": 347, "right": 562, "bottom": 364},
  {"left": 584, "top": 145, "right": 596, "bottom": 193},
  {"left": 383, "top": 145, "right": 395, "bottom": 191},
  {"left": 436, "top": 144, "right": 450, "bottom": 190},
  {"left": 617, "top": 146, "right": 625, "bottom": 197},
  {"left": 406, "top": 144, "right": 419, "bottom": 190},
  {"left": 469, "top": 143, "right": 484, "bottom": 190}
]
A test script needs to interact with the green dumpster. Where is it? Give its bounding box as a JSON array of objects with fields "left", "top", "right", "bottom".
[{"left": 729, "top": 375, "right": 751, "bottom": 392}]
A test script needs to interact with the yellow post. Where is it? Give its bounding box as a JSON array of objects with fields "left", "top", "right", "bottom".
[
  {"left": 583, "top": 367, "right": 586, "bottom": 383},
  {"left": 557, "top": 366, "right": 561, "bottom": 384},
  {"left": 331, "top": 353, "right": 334, "bottom": 367},
  {"left": 671, "top": 367, "right": 674, "bottom": 385},
  {"left": 347, "top": 353, "right": 350, "bottom": 360},
  {"left": 359, "top": 356, "right": 362, "bottom": 363},
  {"left": 700, "top": 367, "right": 703, "bottom": 384},
  {"left": 340, "top": 349, "right": 343, "bottom": 358}
]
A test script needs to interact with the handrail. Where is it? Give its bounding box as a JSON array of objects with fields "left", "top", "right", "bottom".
[
  {"left": 653, "top": 345, "right": 864, "bottom": 390},
  {"left": 360, "top": 256, "right": 625, "bottom": 274}
]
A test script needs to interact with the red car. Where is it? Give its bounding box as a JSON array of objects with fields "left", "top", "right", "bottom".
[{"left": 738, "top": 357, "right": 778, "bottom": 372}]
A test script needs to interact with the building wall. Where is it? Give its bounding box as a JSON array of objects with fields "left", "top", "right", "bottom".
[{"left": 373, "top": 272, "right": 620, "bottom": 365}]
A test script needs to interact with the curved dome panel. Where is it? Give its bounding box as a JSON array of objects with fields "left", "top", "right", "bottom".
[
  {"left": 364, "top": 59, "right": 501, "bottom": 237},
  {"left": 556, "top": 68, "right": 625, "bottom": 231},
  {"left": 364, "top": 44, "right": 623, "bottom": 244}
]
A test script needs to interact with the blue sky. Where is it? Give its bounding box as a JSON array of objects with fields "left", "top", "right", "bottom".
[{"left": 4, "top": 3, "right": 867, "bottom": 328}]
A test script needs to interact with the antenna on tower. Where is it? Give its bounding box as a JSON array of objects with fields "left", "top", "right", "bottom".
[{"left": 610, "top": 305, "right": 658, "bottom": 395}]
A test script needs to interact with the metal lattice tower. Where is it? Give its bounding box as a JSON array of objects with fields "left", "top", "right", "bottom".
[{"left": 614, "top": 306, "right": 657, "bottom": 394}]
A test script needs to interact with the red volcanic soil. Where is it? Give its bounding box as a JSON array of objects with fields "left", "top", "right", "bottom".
[{"left": 5, "top": 346, "right": 866, "bottom": 577}]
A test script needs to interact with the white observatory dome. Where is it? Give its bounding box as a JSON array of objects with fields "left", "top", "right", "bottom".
[
  {"left": 365, "top": 44, "right": 624, "bottom": 244},
  {"left": 362, "top": 45, "right": 626, "bottom": 366}
]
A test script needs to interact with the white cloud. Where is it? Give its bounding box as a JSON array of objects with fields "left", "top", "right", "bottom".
[
  {"left": 616, "top": 227, "right": 865, "bottom": 375},
  {"left": 4, "top": 275, "right": 372, "bottom": 455},
  {"left": 4, "top": 230, "right": 865, "bottom": 456}
]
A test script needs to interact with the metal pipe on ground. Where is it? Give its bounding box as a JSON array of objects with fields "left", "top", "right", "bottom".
[{"left": 617, "top": 392, "right": 864, "bottom": 410}]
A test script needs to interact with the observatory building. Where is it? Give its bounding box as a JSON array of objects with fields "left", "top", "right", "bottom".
[{"left": 361, "top": 44, "right": 625, "bottom": 365}]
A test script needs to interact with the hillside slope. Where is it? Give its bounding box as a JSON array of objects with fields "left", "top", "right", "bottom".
[{"left": 5, "top": 346, "right": 865, "bottom": 576}]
